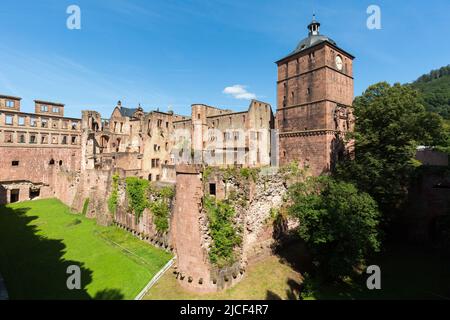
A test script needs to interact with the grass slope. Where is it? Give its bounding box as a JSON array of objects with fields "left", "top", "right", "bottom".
[
  {"left": 145, "top": 244, "right": 307, "bottom": 300},
  {"left": 0, "top": 199, "right": 172, "bottom": 300}
]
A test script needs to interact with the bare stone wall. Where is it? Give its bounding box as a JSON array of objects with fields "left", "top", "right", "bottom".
[
  {"left": 0, "top": 146, "right": 81, "bottom": 205},
  {"left": 171, "top": 165, "right": 218, "bottom": 292}
]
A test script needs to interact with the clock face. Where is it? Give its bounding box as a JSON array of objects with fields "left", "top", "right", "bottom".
[{"left": 335, "top": 55, "right": 343, "bottom": 71}]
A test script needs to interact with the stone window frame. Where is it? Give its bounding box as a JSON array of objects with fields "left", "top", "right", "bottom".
[
  {"left": 151, "top": 158, "right": 160, "bottom": 168},
  {"left": 6, "top": 100, "right": 14, "bottom": 108},
  {"left": 5, "top": 114, "right": 13, "bottom": 125},
  {"left": 29, "top": 133, "right": 37, "bottom": 144},
  {"left": 71, "top": 121, "right": 78, "bottom": 130},
  {"left": 4, "top": 131, "right": 13, "bottom": 143},
  {"left": 41, "top": 134, "right": 49, "bottom": 144},
  {"left": 52, "top": 106, "right": 59, "bottom": 113},
  {"left": 51, "top": 135, "right": 59, "bottom": 144},
  {"left": 30, "top": 117, "right": 37, "bottom": 127},
  {"left": 18, "top": 132, "right": 26, "bottom": 144},
  {"left": 41, "top": 118, "right": 49, "bottom": 128},
  {"left": 18, "top": 116, "right": 25, "bottom": 126},
  {"left": 71, "top": 136, "right": 77, "bottom": 145},
  {"left": 61, "top": 135, "right": 68, "bottom": 145},
  {"left": 41, "top": 105, "right": 48, "bottom": 112}
]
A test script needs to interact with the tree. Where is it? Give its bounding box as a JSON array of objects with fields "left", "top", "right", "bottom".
[
  {"left": 337, "top": 82, "right": 446, "bottom": 222},
  {"left": 288, "top": 176, "right": 380, "bottom": 280}
]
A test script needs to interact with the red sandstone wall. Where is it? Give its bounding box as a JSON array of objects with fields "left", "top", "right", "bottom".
[
  {"left": 0, "top": 146, "right": 81, "bottom": 205},
  {"left": 0, "top": 146, "right": 80, "bottom": 184},
  {"left": 172, "top": 169, "right": 217, "bottom": 292}
]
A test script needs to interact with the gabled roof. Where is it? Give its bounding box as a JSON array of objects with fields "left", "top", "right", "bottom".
[{"left": 119, "top": 107, "right": 138, "bottom": 117}]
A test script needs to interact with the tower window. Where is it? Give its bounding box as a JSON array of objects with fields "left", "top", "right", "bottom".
[
  {"left": 6, "top": 100, "right": 14, "bottom": 108},
  {"left": 12, "top": 161, "right": 19, "bottom": 166}
]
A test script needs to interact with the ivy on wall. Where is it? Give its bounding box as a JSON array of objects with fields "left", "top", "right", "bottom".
[
  {"left": 125, "top": 177, "right": 150, "bottom": 222},
  {"left": 149, "top": 185, "right": 174, "bottom": 234},
  {"left": 203, "top": 195, "right": 242, "bottom": 268},
  {"left": 108, "top": 174, "right": 120, "bottom": 216}
]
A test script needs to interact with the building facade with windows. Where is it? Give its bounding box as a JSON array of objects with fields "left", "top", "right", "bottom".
[{"left": 0, "top": 94, "right": 81, "bottom": 204}]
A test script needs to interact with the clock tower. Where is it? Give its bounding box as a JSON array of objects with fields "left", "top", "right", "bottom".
[{"left": 276, "top": 17, "right": 355, "bottom": 175}]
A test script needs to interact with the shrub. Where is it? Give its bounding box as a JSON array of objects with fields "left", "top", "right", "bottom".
[
  {"left": 203, "top": 196, "right": 242, "bottom": 267},
  {"left": 150, "top": 200, "right": 170, "bottom": 233},
  {"left": 125, "top": 177, "right": 150, "bottom": 222},
  {"left": 147, "top": 184, "right": 174, "bottom": 233},
  {"left": 289, "top": 176, "right": 381, "bottom": 280},
  {"left": 239, "top": 167, "right": 259, "bottom": 182}
]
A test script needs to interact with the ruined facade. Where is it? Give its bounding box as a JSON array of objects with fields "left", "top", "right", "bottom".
[
  {"left": 81, "top": 99, "right": 274, "bottom": 185},
  {"left": 0, "top": 18, "right": 357, "bottom": 292}
]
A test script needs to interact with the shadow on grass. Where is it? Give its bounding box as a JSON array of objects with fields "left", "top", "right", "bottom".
[
  {"left": 268, "top": 240, "right": 450, "bottom": 300},
  {"left": 264, "top": 238, "right": 310, "bottom": 300},
  {"left": 0, "top": 205, "right": 123, "bottom": 300},
  {"left": 266, "top": 278, "right": 302, "bottom": 300}
]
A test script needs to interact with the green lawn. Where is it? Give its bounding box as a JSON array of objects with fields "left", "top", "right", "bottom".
[{"left": 0, "top": 199, "right": 172, "bottom": 300}]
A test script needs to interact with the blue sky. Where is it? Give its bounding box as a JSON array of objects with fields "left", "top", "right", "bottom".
[{"left": 0, "top": 0, "right": 449, "bottom": 118}]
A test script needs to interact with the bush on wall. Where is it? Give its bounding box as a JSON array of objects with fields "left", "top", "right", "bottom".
[
  {"left": 149, "top": 185, "right": 174, "bottom": 234},
  {"left": 125, "top": 177, "right": 150, "bottom": 222},
  {"left": 204, "top": 195, "right": 242, "bottom": 268}
]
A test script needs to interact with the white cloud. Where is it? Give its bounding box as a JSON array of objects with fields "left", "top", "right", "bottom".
[{"left": 223, "top": 84, "right": 256, "bottom": 100}]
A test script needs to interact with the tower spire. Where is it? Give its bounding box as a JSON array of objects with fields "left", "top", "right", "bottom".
[{"left": 308, "top": 14, "right": 320, "bottom": 36}]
